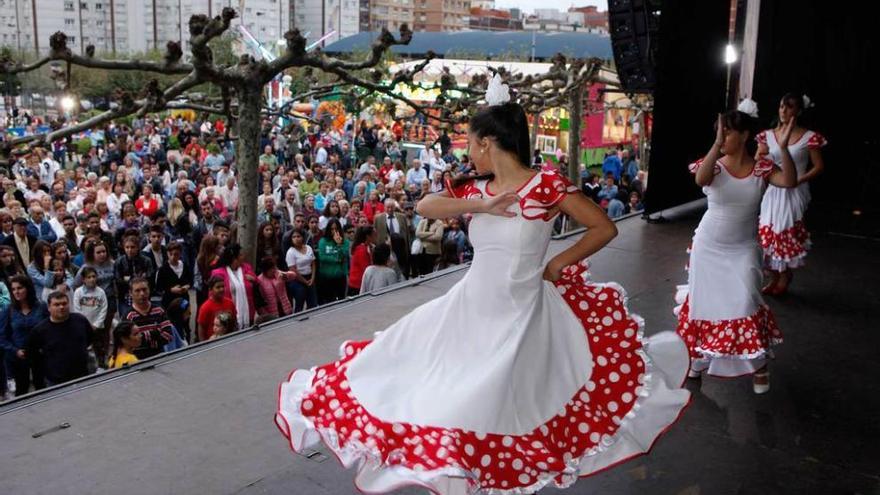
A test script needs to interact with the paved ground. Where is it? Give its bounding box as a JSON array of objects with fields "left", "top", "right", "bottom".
[{"left": 1, "top": 205, "right": 877, "bottom": 495}]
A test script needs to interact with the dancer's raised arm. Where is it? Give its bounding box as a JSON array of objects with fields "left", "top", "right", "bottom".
[{"left": 416, "top": 188, "right": 519, "bottom": 219}]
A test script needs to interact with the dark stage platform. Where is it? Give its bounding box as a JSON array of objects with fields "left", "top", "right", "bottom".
[{"left": 1, "top": 204, "right": 878, "bottom": 495}]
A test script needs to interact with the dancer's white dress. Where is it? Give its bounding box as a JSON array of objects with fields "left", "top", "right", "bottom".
[
  {"left": 277, "top": 169, "right": 691, "bottom": 494},
  {"left": 675, "top": 158, "right": 783, "bottom": 377},
  {"left": 757, "top": 129, "right": 827, "bottom": 270}
]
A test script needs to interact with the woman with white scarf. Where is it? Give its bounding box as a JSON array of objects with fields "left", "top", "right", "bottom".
[{"left": 210, "top": 243, "right": 257, "bottom": 330}]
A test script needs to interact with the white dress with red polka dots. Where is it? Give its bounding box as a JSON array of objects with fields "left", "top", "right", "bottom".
[
  {"left": 757, "top": 129, "right": 827, "bottom": 270},
  {"left": 675, "top": 159, "right": 783, "bottom": 377},
  {"left": 277, "top": 169, "right": 691, "bottom": 494}
]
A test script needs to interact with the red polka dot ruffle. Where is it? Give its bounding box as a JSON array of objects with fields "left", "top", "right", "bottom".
[
  {"left": 277, "top": 260, "right": 653, "bottom": 493},
  {"left": 675, "top": 296, "right": 782, "bottom": 360},
  {"left": 759, "top": 220, "right": 810, "bottom": 264}
]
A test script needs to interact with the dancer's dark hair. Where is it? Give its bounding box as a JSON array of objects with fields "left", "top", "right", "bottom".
[
  {"left": 718, "top": 109, "right": 761, "bottom": 156},
  {"left": 453, "top": 102, "right": 531, "bottom": 187}
]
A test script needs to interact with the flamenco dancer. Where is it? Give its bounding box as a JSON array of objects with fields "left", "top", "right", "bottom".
[
  {"left": 756, "top": 93, "right": 827, "bottom": 295},
  {"left": 276, "top": 75, "right": 691, "bottom": 494},
  {"left": 675, "top": 100, "right": 797, "bottom": 394}
]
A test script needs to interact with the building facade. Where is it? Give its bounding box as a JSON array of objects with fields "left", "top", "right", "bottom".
[
  {"left": 369, "top": 0, "right": 414, "bottom": 31},
  {"left": 468, "top": 7, "right": 521, "bottom": 31},
  {"left": 0, "top": 0, "right": 292, "bottom": 56},
  {"left": 292, "top": 0, "right": 360, "bottom": 46},
  {"left": 413, "top": 0, "right": 470, "bottom": 32}
]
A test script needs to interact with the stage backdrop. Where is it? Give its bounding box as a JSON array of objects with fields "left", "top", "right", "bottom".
[
  {"left": 644, "top": 0, "right": 730, "bottom": 214},
  {"left": 646, "top": 0, "right": 878, "bottom": 234},
  {"left": 750, "top": 0, "right": 880, "bottom": 235}
]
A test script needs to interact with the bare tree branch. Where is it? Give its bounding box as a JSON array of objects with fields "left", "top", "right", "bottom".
[{"left": 0, "top": 33, "right": 192, "bottom": 76}]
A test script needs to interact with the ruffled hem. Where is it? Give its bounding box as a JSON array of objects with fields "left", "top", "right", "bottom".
[
  {"left": 276, "top": 262, "right": 691, "bottom": 494},
  {"left": 674, "top": 292, "right": 782, "bottom": 361},
  {"left": 759, "top": 221, "right": 811, "bottom": 269}
]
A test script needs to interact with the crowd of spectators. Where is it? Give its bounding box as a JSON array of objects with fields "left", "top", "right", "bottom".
[
  {"left": 0, "top": 114, "right": 481, "bottom": 400},
  {"left": 0, "top": 111, "right": 642, "bottom": 400}
]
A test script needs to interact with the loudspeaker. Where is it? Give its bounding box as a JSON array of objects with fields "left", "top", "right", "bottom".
[{"left": 608, "top": 0, "right": 661, "bottom": 93}]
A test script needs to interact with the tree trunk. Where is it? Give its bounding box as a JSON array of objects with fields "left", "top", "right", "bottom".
[
  {"left": 566, "top": 84, "right": 585, "bottom": 232},
  {"left": 567, "top": 84, "right": 584, "bottom": 187},
  {"left": 236, "top": 87, "right": 262, "bottom": 266},
  {"left": 530, "top": 110, "right": 541, "bottom": 155}
]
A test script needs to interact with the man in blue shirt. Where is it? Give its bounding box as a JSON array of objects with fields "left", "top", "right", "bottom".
[
  {"left": 27, "top": 206, "right": 57, "bottom": 243},
  {"left": 602, "top": 150, "right": 622, "bottom": 182}
]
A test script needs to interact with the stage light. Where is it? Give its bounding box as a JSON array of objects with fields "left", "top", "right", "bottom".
[
  {"left": 724, "top": 44, "right": 738, "bottom": 65},
  {"left": 60, "top": 95, "right": 77, "bottom": 113}
]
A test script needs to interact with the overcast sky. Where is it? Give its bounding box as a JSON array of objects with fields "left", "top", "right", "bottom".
[{"left": 493, "top": 0, "right": 607, "bottom": 14}]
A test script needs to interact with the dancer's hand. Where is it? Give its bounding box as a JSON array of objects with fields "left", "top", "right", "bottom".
[
  {"left": 482, "top": 192, "right": 519, "bottom": 217},
  {"left": 779, "top": 117, "right": 796, "bottom": 148},
  {"left": 713, "top": 114, "right": 725, "bottom": 147},
  {"left": 542, "top": 258, "right": 564, "bottom": 282}
]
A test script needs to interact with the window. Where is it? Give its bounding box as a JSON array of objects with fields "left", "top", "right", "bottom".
[
  {"left": 64, "top": 1, "right": 74, "bottom": 11},
  {"left": 64, "top": 18, "right": 76, "bottom": 26}
]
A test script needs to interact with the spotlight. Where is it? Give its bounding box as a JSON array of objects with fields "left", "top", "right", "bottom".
[
  {"left": 724, "top": 44, "right": 737, "bottom": 65},
  {"left": 60, "top": 95, "right": 77, "bottom": 113}
]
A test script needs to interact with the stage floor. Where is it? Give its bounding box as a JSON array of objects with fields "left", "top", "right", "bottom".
[{"left": 1, "top": 204, "right": 878, "bottom": 495}]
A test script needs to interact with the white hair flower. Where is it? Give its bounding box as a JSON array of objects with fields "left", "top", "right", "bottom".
[
  {"left": 802, "top": 94, "right": 815, "bottom": 109},
  {"left": 485, "top": 73, "right": 511, "bottom": 106},
  {"left": 736, "top": 98, "right": 759, "bottom": 118}
]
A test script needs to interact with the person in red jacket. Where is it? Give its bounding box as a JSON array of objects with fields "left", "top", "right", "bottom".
[
  {"left": 347, "top": 226, "right": 376, "bottom": 296},
  {"left": 135, "top": 183, "right": 161, "bottom": 218}
]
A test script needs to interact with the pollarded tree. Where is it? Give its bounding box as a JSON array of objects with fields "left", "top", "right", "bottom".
[{"left": 0, "top": 8, "right": 425, "bottom": 264}]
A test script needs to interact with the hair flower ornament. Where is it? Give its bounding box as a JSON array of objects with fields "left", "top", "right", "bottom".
[
  {"left": 485, "top": 73, "right": 511, "bottom": 106},
  {"left": 736, "top": 98, "right": 759, "bottom": 118}
]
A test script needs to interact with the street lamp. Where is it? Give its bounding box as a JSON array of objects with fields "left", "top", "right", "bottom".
[{"left": 60, "top": 94, "right": 77, "bottom": 115}]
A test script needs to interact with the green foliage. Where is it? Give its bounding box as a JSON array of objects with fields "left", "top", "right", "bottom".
[
  {"left": 75, "top": 137, "right": 92, "bottom": 154},
  {"left": 167, "top": 134, "right": 180, "bottom": 150}
]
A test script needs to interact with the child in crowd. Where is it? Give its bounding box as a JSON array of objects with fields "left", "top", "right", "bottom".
[
  {"left": 108, "top": 321, "right": 140, "bottom": 369},
  {"left": 72, "top": 266, "right": 108, "bottom": 334},
  {"left": 256, "top": 257, "right": 295, "bottom": 323},
  {"left": 210, "top": 311, "right": 237, "bottom": 340},
  {"left": 196, "top": 276, "right": 237, "bottom": 342},
  {"left": 360, "top": 243, "right": 401, "bottom": 293}
]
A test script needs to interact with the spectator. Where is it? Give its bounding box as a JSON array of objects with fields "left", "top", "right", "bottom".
[
  {"left": 114, "top": 234, "right": 154, "bottom": 316},
  {"left": 27, "top": 291, "right": 92, "bottom": 386},
  {"left": 285, "top": 229, "right": 317, "bottom": 312},
  {"left": 27, "top": 205, "right": 57, "bottom": 243},
  {"left": 316, "top": 219, "right": 350, "bottom": 304},
  {"left": 142, "top": 225, "right": 167, "bottom": 274},
  {"left": 374, "top": 198, "right": 412, "bottom": 278},
  {"left": 210, "top": 244, "right": 257, "bottom": 331},
  {"left": 597, "top": 174, "right": 619, "bottom": 209},
  {"left": 256, "top": 257, "right": 294, "bottom": 322},
  {"left": 348, "top": 226, "right": 375, "bottom": 296},
  {"left": 602, "top": 150, "right": 623, "bottom": 182},
  {"left": 72, "top": 266, "right": 108, "bottom": 339},
  {"left": 210, "top": 311, "right": 237, "bottom": 340},
  {"left": 73, "top": 239, "right": 116, "bottom": 365},
  {"left": 415, "top": 217, "right": 444, "bottom": 276},
  {"left": 442, "top": 217, "right": 470, "bottom": 264},
  {"left": 623, "top": 150, "right": 639, "bottom": 182},
  {"left": 107, "top": 321, "right": 140, "bottom": 369},
  {"left": 0, "top": 275, "right": 49, "bottom": 396},
  {"left": 3, "top": 217, "right": 36, "bottom": 272},
  {"left": 581, "top": 173, "right": 601, "bottom": 202},
  {"left": 435, "top": 239, "right": 462, "bottom": 271},
  {"left": 123, "top": 277, "right": 172, "bottom": 359},
  {"left": 165, "top": 297, "right": 193, "bottom": 345},
  {"left": 629, "top": 191, "right": 644, "bottom": 213},
  {"left": 405, "top": 159, "right": 428, "bottom": 188},
  {"left": 360, "top": 243, "right": 401, "bottom": 293},
  {"left": 197, "top": 277, "right": 237, "bottom": 342},
  {"left": 135, "top": 183, "right": 162, "bottom": 218},
  {"left": 156, "top": 241, "right": 193, "bottom": 308}
]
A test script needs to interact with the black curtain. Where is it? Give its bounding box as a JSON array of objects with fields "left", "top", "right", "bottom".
[
  {"left": 644, "top": 0, "right": 730, "bottom": 214},
  {"left": 646, "top": 0, "right": 880, "bottom": 237},
  {"left": 751, "top": 0, "right": 880, "bottom": 235}
]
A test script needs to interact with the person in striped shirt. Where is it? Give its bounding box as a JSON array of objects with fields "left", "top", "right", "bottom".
[{"left": 123, "top": 277, "right": 172, "bottom": 360}]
